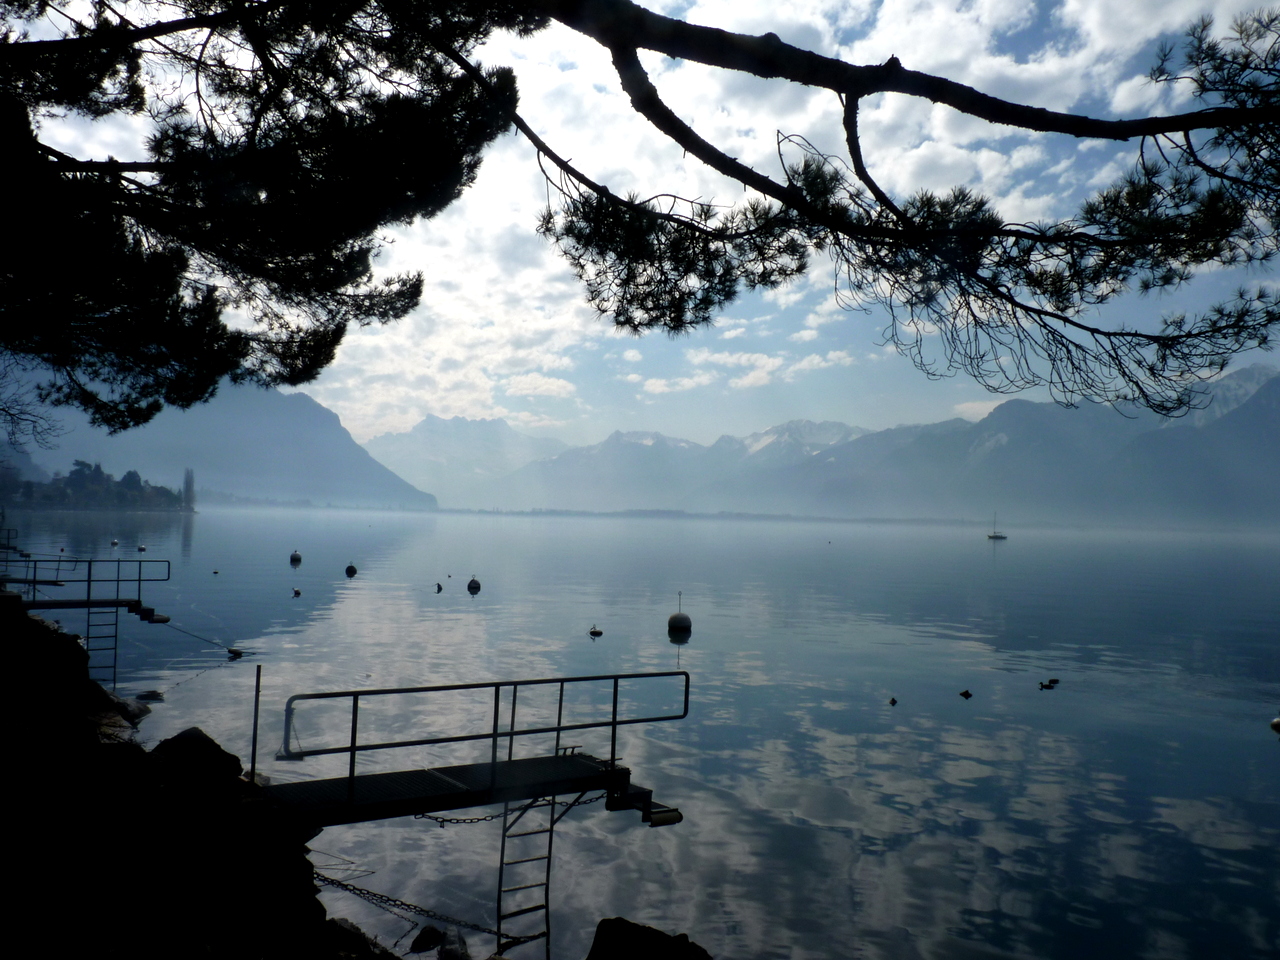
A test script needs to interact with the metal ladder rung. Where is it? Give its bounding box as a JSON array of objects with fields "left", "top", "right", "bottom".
[
  {"left": 504, "top": 855, "right": 549, "bottom": 866},
  {"left": 499, "top": 932, "right": 548, "bottom": 949},
  {"left": 500, "top": 904, "right": 547, "bottom": 921},
  {"left": 501, "top": 881, "right": 547, "bottom": 894}
]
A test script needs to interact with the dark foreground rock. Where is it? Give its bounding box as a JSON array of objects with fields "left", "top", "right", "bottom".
[
  {"left": 9, "top": 594, "right": 394, "bottom": 960},
  {"left": 584, "top": 917, "right": 714, "bottom": 960}
]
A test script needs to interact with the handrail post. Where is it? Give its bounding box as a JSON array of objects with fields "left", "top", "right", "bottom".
[
  {"left": 610, "top": 678, "right": 619, "bottom": 768},
  {"left": 249, "top": 664, "right": 262, "bottom": 784},
  {"left": 507, "top": 684, "right": 519, "bottom": 762},
  {"left": 347, "top": 695, "right": 360, "bottom": 803},
  {"left": 490, "top": 684, "right": 501, "bottom": 789},
  {"left": 554, "top": 681, "right": 565, "bottom": 756}
]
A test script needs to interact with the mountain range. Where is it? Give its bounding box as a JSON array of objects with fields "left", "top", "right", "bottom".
[
  {"left": 3, "top": 364, "right": 1274, "bottom": 523},
  {"left": 412, "top": 364, "right": 1277, "bottom": 523}
]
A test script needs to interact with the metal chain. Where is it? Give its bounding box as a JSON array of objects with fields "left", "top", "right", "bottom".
[
  {"left": 413, "top": 792, "right": 606, "bottom": 827},
  {"left": 314, "top": 872, "right": 538, "bottom": 945},
  {"left": 414, "top": 810, "right": 504, "bottom": 826}
]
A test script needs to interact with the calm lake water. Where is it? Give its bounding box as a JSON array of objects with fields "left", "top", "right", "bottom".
[{"left": 10, "top": 508, "right": 1280, "bottom": 960}]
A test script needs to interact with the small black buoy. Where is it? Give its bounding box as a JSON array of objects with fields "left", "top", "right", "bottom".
[
  {"left": 292, "top": 588, "right": 301, "bottom": 597},
  {"left": 435, "top": 583, "right": 442, "bottom": 593},
  {"left": 589, "top": 625, "right": 603, "bottom": 638},
  {"left": 668, "top": 591, "right": 692, "bottom": 638},
  {"left": 959, "top": 689, "right": 973, "bottom": 700},
  {"left": 290, "top": 550, "right": 302, "bottom": 566},
  {"left": 345, "top": 563, "right": 357, "bottom": 578},
  {"left": 137, "top": 545, "right": 146, "bottom": 552},
  {"left": 889, "top": 697, "right": 897, "bottom": 706},
  {"left": 111, "top": 539, "right": 119, "bottom": 547},
  {"left": 467, "top": 576, "right": 481, "bottom": 595},
  {"left": 213, "top": 570, "right": 219, "bottom": 575}
]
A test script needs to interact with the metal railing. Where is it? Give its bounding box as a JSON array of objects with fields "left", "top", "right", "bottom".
[
  {"left": 275, "top": 671, "right": 690, "bottom": 786},
  {"left": 0, "top": 556, "right": 171, "bottom": 600}
]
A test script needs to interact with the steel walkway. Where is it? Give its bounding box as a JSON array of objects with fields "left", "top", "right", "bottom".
[{"left": 263, "top": 752, "right": 627, "bottom": 827}]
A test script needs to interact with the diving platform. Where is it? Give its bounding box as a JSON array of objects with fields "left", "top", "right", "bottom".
[{"left": 261, "top": 672, "right": 689, "bottom": 828}]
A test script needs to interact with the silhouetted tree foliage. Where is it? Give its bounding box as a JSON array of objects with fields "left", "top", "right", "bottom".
[
  {"left": 14, "top": 459, "right": 182, "bottom": 508},
  {"left": 2, "top": 0, "right": 539, "bottom": 438},
  {"left": 1, "top": 1, "right": 1276, "bottom": 444}
]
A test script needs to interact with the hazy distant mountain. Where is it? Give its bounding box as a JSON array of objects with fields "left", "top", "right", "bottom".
[
  {"left": 472, "top": 430, "right": 709, "bottom": 512},
  {"left": 461, "top": 364, "right": 1276, "bottom": 522},
  {"left": 1113, "top": 373, "right": 1280, "bottom": 520},
  {"left": 696, "top": 364, "right": 1278, "bottom": 522},
  {"left": 709, "top": 420, "right": 871, "bottom": 469},
  {"left": 1178, "top": 363, "right": 1279, "bottom": 427},
  {"left": 25, "top": 385, "right": 436, "bottom": 510},
  {"left": 362, "top": 415, "right": 566, "bottom": 508}
]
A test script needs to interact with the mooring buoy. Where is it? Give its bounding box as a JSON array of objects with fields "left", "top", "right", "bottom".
[
  {"left": 668, "top": 591, "right": 692, "bottom": 638},
  {"left": 111, "top": 539, "right": 119, "bottom": 547},
  {"left": 1271, "top": 716, "right": 1280, "bottom": 735},
  {"left": 345, "top": 563, "right": 357, "bottom": 578},
  {"left": 292, "top": 588, "right": 301, "bottom": 597},
  {"left": 290, "top": 550, "right": 302, "bottom": 565},
  {"left": 467, "top": 576, "right": 481, "bottom": 595},
  {"left": 137, "top": 545, "right": 146, "bottom": 552},
  {"left": 589, "top": 625, "right": 603, "bottom": 638},
  {"left": 435, "top": 582, "right": 443, "bottom": 593}
]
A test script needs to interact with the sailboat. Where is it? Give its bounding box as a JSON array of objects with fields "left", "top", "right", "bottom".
[{"left": 987, "top": 513, "right": 1007, "bottom": 540}]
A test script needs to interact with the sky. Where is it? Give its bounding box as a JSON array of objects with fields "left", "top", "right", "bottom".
[{"left": 37, "top": 0, "right": 1277, "bottom": 448}]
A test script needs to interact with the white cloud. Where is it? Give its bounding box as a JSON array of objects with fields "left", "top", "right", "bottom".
[
  {"left": 789, "top": 329, "right": 819, "bottom": 342},
  {"left": 503, "top": 373, "right": 577, "bottom": 398},
  {"left": 622, "top": 349, "right": 644, "bottom": 362},
  {"left": 721, "top": 327, "right": 748, "bottom": 339},
  {"left": 785, "top": 352, "right": 856, "bottom": 379},
  {"left": 643, "top": 372, "right": 719, "bottom": 394},
  {"left": 687, "top": 349, "right": 788, "bottom": 388}
]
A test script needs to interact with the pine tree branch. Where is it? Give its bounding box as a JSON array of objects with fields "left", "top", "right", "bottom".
[{"left": 546, "top": 0, "right": 1271, "bottom": 139}]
